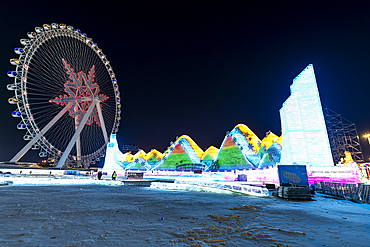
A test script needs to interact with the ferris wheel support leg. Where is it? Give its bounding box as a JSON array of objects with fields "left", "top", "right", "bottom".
[
  {"left": 10, "top": 103, "right": 73, "bottom": 163},
  {"left": 56, "top": 100, "right": 98, "bottom": 168},
  {"left": 76, "top": 135, "right": 81, "bottom": 161},
  {"left": 75, "top": 118, "right": 81, "bottom": 161},
  {"left": 96, "top": 102, "right": 109, "bottom": 144}
]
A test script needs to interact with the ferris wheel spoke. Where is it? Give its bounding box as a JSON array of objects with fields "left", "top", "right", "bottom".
[{"left": 10, "top": 102, "right": 73, "bottom": 162}]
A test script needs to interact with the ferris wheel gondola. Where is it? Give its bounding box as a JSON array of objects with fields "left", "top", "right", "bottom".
[{"left": 7, "top": 23, "right": 121, "bottom": 168}]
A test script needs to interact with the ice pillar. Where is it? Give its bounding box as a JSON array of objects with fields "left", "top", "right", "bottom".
[
  {"left": 280, "top": 64, "right": 333, "bottom": 167},
  {"left": 102, "top": 134, "right": 125, "bottom": 171}
]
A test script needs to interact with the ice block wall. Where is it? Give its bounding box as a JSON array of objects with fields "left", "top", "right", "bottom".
[{"left": 280, "top": 64, "right": 333, "bottom": 167}]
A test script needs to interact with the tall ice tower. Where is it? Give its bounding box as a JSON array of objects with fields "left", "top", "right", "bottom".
[{"left": 280, "top": 64, "right": 334, "bottom": 167}]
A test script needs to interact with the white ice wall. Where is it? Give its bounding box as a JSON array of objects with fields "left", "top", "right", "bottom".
[{"left": 280, "top": 64, "right": 333, "bottom": 167}]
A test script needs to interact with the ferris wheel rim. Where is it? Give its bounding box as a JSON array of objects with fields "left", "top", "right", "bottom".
[{"left": 8, "top": 23, "right": 121, "bottom": 166}]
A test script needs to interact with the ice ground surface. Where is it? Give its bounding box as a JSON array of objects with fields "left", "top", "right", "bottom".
[
  {"left": 0, "top": 177, "right": 123, "bottom": 186},
  {"left": 0, "top": 182, "right": 369, "bottom": 247}
]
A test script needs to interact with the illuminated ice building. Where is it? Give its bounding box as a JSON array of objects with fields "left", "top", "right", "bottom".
[
  {"left": 103, "top": 64, "right": 334, "bottom": 171},
  {"left": 280, "top": 64, "right": 333, "bottom": 167}
]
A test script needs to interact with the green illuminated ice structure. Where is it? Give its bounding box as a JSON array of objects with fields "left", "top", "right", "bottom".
[{"left": 280, "top": 64, "right": 334, "bottom": 167}]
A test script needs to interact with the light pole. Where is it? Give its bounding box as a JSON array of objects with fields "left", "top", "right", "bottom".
[{"left": 365, "top": 134, "right": 370, "bottom": 145}]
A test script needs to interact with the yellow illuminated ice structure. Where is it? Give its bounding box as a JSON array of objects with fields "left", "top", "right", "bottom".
[
  {"left": 121, "top": 149, "right": 164, "bottom": 163},
  {"left": 120, "top": 152, "right": 133, "bottom": 163},
  {"left": 124, "top": 149, "right": 152, "bottom": 170},
  {"left": 179, "top": 135, "right": 204, "bottom": 159},
  {"left": 152, "top": 135, "right": 205, "bottom": 170},
  {"left": 146, "top": 149, "right": 165, "bottom": 160},
  {"left": 235, "top": 124, "right": 261, "bottom": 153},
  {"left": 260, "top": 131, "right": 279, "bottom": 150},
  {"left": 132, "top": 150, "right": 147, "bottom": 160},
  {"left": 201, "top": 146, "right": 219, "bottom": 166},
  {"left": 257, "top": 132, "right": 282, "bottom": 168},
  {"left": 213, "top": 124, "right": 263, "bottom": 169},
  {"left": 276, "top": 135, "right": 283, "bottom": 147},
  {"left": 344, "top": 151, "right": 354, "bottom": 165},
  {"left": 164, "top": 135, "right": 204, "bottom": 158},
  {"left": 202, "top": 146, "right": 219, "bottom": 160},
  {"left": 172, "top": 135, "right": 203, "bottom": 158}
]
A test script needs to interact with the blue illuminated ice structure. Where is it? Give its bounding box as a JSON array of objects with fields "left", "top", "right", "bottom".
[
  {"left": 102, "top": 134, "right": 125, "bottom": 171},
  {"left": 280, "top": 64, "right": 333, "bottom": 167}
]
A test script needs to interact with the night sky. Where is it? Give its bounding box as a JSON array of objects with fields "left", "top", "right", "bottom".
[{"left": 0, "top": 1, "right": 370, "bottom": 163}]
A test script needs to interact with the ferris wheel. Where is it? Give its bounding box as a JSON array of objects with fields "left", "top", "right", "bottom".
[{"left": 7, "top": 23, "right": 121, "bottom": 168}]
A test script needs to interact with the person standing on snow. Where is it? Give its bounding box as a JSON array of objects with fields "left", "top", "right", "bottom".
[{"left": 112, "top": 171, "right": 117, "bottom": 181}]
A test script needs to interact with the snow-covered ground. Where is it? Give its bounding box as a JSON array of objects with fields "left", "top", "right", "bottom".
[
  {"left": 0, "top": 179, "right": 369, "bottom": 246},
  {"left": 0, "top": 175, "right": 123, "bottom": 186}
]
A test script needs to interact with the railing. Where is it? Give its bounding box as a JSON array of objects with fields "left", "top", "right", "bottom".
[
  {"left": 313, "top": 181, "right": 370, "bottom": 203},
  {"left": 173, "top": 179, "right": 269, "bottom": 196}
]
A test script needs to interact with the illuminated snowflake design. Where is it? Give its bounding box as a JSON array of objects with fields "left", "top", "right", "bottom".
[{"left": 51, "top": 59, "right": 108, "bottom": 126}]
